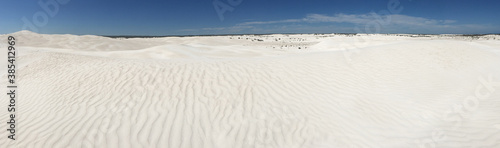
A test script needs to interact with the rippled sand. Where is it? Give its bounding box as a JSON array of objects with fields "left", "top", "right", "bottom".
[{"left": 1, "top": 31, "right": 500, "bottom": 147}]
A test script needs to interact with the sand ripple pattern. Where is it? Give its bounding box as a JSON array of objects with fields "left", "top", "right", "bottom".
[{"left": 1, "top": 33, "right": 500, "bottom": 148}]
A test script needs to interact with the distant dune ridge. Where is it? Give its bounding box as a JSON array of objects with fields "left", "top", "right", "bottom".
[{"left": 1, "top": 31, "right": 500, "bottom": 147}]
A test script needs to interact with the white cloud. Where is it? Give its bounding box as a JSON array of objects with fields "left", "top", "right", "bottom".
[
  {"left": 238, "top": 13, "right": 458, "bottom": 27},
  {"left": 202, "top": 25, "right": 254, "bottom": 31},
  {"left": 178, "top": 13, "right": 494, "bottom": 34}
]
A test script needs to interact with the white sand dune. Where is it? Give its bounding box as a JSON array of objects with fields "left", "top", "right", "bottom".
[{"left": 1, "top": 31, "right": 500, "bottom": 148}]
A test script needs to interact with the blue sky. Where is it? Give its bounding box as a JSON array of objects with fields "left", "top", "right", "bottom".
[{"left": 1, "top": 0, "right": 499, "bottom": 35}]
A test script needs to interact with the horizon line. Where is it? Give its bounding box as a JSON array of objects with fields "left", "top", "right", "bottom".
[{"left": 6, "top": 30, "right": 500, "bottom": 38}]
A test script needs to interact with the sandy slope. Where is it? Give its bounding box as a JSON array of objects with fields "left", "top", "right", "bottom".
[{"left": 1, "top": 31, "right": 500, "bottom": 148}]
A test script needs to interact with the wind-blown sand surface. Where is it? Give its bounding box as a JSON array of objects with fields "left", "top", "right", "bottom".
[{"left": 1, "top": 31, "right": 500, "bottom": 147}]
